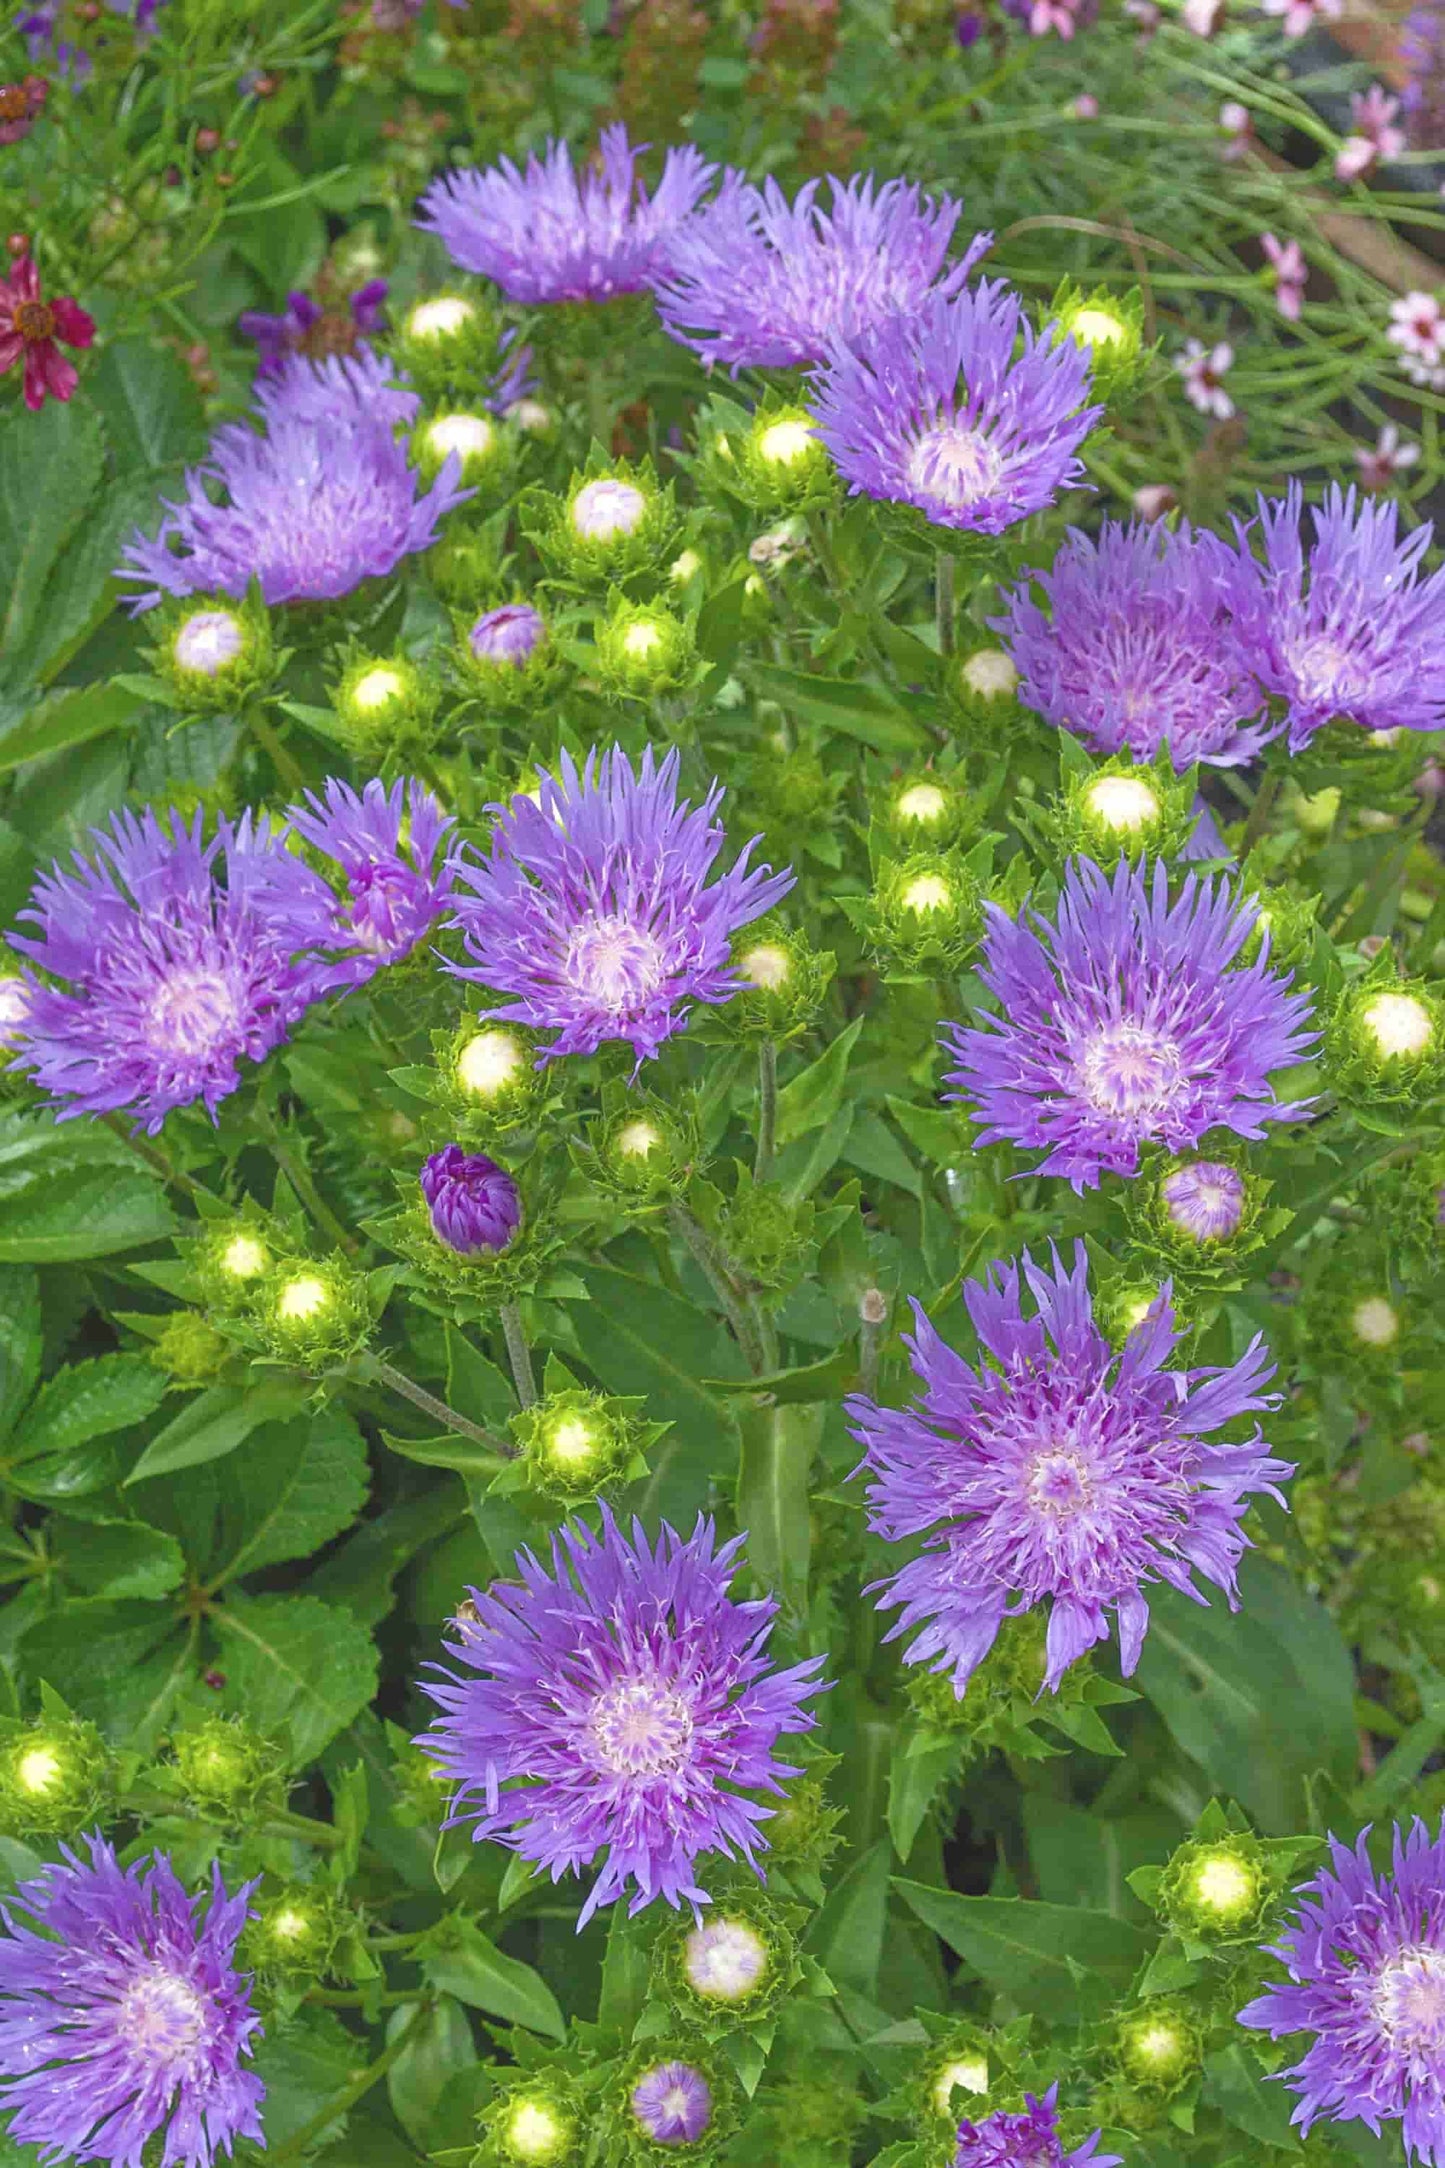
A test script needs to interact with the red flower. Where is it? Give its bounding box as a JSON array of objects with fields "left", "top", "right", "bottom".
[
  {"left": 0, "top": 75, "right": 47, "bottom": 146},
  {"left": 0, "top": 255, "right": 95, "bottom": 411}
]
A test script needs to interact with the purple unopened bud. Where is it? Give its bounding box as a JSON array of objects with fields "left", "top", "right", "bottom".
[
  {"left": 420, "top": 1145, "right": 521, "bottom": 1255},
  {"left": 1161, "top": 1160, "right": 1246, "bottom": 1242},
  {"left": 629, "top": 2061, "right": 713, "bottom": 2146},
  {"left": 955, "top": 8, "right": 984, "bottom": 43},
  {"left": 469, "top": 602, "right": 546, "bottom": 667}
]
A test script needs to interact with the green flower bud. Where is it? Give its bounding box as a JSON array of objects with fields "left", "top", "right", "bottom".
[
  {"left": 883, "top": 770, "right": 967, "bottom": 850},
  {"left": 477, "top": 2073, "right": 587, "bottom": 2168},
  {"left": 761, "top": 1768, "right": 845, "bottom": 1883},
  {"left": 593, "top": 595, "right": 694, "bottom": 698},
  {"left": 1241, "top": 884, "right": 1322, "bottom": 977},
  {"left": 587, "top": 1096, "right": 695, "bottom": 1203},
  {"left": 728, "top": 921, "right": 834, "bottom": 1039},
  {"left": 413, "top": 407, "right": 509, "bottom": 487},
  {"left": 1048, "top": 280, "right": 1147, "bottom": 399},
  {"left": 1098, "top": 1277, "right": 1171, "bottom": 1348},
  {"left": 956, "top": 646, "right": 1018, "bottom": 704},
  {"left": 332, "top": 652, "right": 441, "bottom": 760},
  {"left": 867, "top": 852, "right": 981, "bottom": 971},
  {"left": 1113, "top": 2002, "right": 1201, "bottom": 2094},
  {"left": 511, "top": 1387, "right": 659, "bottom": 1501},
  {"left": 527, "top": 459, "right": 680, "bottom": 588},
  {"left": 150, "top": 1310, "right": 234, "bottom": 1386},
  {"left": 1327, "top": 979, "right": 1445, "bottom": 1108},
  {"left": 1122, "top": 1149, "right": 1284, "bottom": 1289},
  {"left": 263, "top": 1257, "right": 372, "bottom": 1367},
  {"left": 669, "top": 547, "right": 705, "bottom": 589},
  {"left": 152, "top": 593, "right": 274, "bottom": 713},
  {"left": 242, "top": 1883, "right": 349, "bottom": 1982},
  {"left": 616, "top": 2039, "right": 739, "bottom": 2163},
  {"left": 1156, "top": 1834, "right": 1270, "bottom": 1943},
  {"left": 437, "top": 1019, "right": 550, "bottom": 1141},
  {"left": 656, "top": 1893, "right": 799, "bottom": 2024},
  {"left": 0, "top": 1716, "right": 114, "bottom": 1838},
  {"left": 428, "top": 525, "right": 502, "bottom": 608},
  {"left": 917, "top": 2025, "right": 992, "bottom": 2127},
  {"left": 1055, "top": 755, "right": 1197, "bottom": 869},
  {"left": 168, "top": 1715, "right": 285, "bottom": 1823},
  {"left": 735, "top": 402, "right": 836, "bottom": 512},
  {"left": 196, "top": 1219, "right": 274, "bottom": 1307},
  {"left": 394, "top": 290, "right": 512, "bottom": 400}
]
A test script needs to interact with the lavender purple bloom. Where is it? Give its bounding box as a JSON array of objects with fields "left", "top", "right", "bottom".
[
  {"left": 238, "top": 279, "right": 389, "bottom": 376},
  {"left": 995, "top": 520, "right": 1276, "bottom": 768},
  {"left": 417, "top": 1509, "right": 826, "bottom": 1926},
  {"left": 469, "top": 601, "right": 547, "bottom": 666},
  {"left": 117, "top": 355, "right": 469, "bottom": 610},
  {"left": 954, "top": 2088, "right": 1120, "bottom": 2168},
  {"left": 652, "top": 169, "right": 991, "bottom": 372},
  {"left": 847, "top": 1244, "right": 1291, "bottom": 1695},
  {"left": 417, "top": 123, "right": 713, "bottom": 305},
  {"left": 7, "top": 806, "right": 342, "bottom": 1134},
  {"left": 283, "top": 776, "right": 454, "bottom": 989},
  {"left": 1239, "top": 1818, "right": 1445, "bottom": 2160},
  {"left": 630, "top": 2060, "right": 715, "bottom": 2145},
  {"left": 445, "top": 745, "right": 793, "bottom": 1068},
  {"left": 809, "top": 280, "right": 1100, "bottom": 536},
  {"left": 1234, "top": 484, "right": 1445, "bottom": 748},
  {"left": 942, "top": 858, "right": 1318, "bottom": 1191},
  {"left": 0, "top": 1834, "right": 263, "bottom": 2168},
  {"left": 420, "top": 1144, "right": 521, "bottom": 1254}
]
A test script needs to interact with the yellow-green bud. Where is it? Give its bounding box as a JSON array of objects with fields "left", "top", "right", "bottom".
[
  {"left": 1114, "top": 2003, "right": 1200, "bottom": 2093},
  {"left": 0, "top": 1716, "right": 114, "bottom": 1838},
  {"left": 169, "top": 1715, "right": 284, "bottom": 1822}
]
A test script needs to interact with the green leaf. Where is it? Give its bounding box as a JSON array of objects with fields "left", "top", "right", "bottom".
[
  {"left": 775, "top": 1018, "right": 865, "bottom": 1147},
  {"left": 19, "top": 1599, "right": 196, "bottom": 1751},
  {"left": 749, "top": 665, "right": 928, "bottom": 757},
  {"left": 810, "top": 1840, "right": 892, "bottom": 1997},
  {"left": 4, "top": 1356, "right": 167, "bottom": 1500},
  {"left": 0, "top": 1115, "right": 175, "bottom": 1262},
  {"left": 387, "top": 1997, "right": 478, "bottom": 2155},
  {"left": 208, "top": 1594, "right": 380, "bottom": 1765},
  {"left": 1202, "top": 2044, "right": 1301, "bottom": 2151},
  {"left": 888, "top": 1737, "right": 961, "bottom": 1863},
  {"left": 135, "top": 1403, "right": 369, "bottom": 1583},
  {"left": 893, "top": 1881, "right": 1149, "bottom": 2019},
  {"left": 695, "top": 576, "right": 750, "bottom": 669},
  {"left": 416, "top": 1914, "right": 567, "bottom": 2040},
  {"left": 124, "top": 1379, "right": 309, "bottom": 1485},
  {"left": 0, "top": 682, "right": 143, "bottom": 774},
  {"left": 247, "top": 2006, "right": 359, "bottom": 2156},
  {"left": 569, "top": 1264, "right": 744, "bottom": 1510},
  {"left": 0, "top": 1265, "right": 41, "bottom": 1446},
  {"left": 0, "top": 399, "right": 104, "bottom": 690},
  {"left": 1134, "top": 1554, "right": 1357, "bottom": 1831},
  {"left": 88, "top": 337, "right": 208, "bottom": 474},
  {"left": 49, "top": 1516, "right": 185, "bottom": 1601},
  {"left": 308, "top": 1485, "right": 466, "bottom": 1629},
  {"left": 736, "top": 1401, "right": 819, "bottom": 1608}
]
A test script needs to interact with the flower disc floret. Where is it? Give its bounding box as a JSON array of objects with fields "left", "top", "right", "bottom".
[
  {"left": 416, "top": 1509, "right": 826, "bottom": 1925},
  {"left": 653, "top": 168, "right": 990, "bottom": 372},
  {"left": 1239, "top": 1818, "right": 1445, "bottom": 2160},
  {"left": 995, "top": 520, "right": 1272, "bottom": 769},
  {"left": 811, "top": 280, "right": 1100, "bottom": 537},
  {"left": 847, "top": 1242, "right": 1291, "bottom": 1694},
  {"left": 0, "top": 1834, "right": 264, "bottom": 2168},
  {"left": 942, "top": 858, "right": 1318, "bottom": 1191},
  {"left": 445, "top": 745, "right": 793, "bottom": 1069}
]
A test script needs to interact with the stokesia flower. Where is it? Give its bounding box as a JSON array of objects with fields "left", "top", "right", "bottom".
[
  {"left": 238, "top": 277, "right": 389, "bottom": 375},
  {"left": 445, "top": 745, "right": 793, "bottom": 1068},
  {"left": 282, "top": 776, "right": 454, "bottom": 988},
  {"left": 954, "top": 2086, "right": 1122, "bottom": 2168},
  {"left": 0, "top": 252, "right": 95, "bottom": 411},
  {"left": 117, "top": 354, "right": 468, "bottom": 610},
  {"left": 0, "top": 1833, "right": 264, "bottom": 2168},
  {"left": 1355, "top": 422, "right": 1420, "bottom": 492},
  {"left": 847, "top": 1244, "right": 1291, "bottom": 1696},
  {"left": 417, "top": 122, "right": 712, "bottom": 305},
  {"left": 7, "top": 805, "right": 340, "bottom": 1133},
  {"left": 941, "top": 857, "right": 1317, "bottom": 1191},
  {"left": 417, "top": 1509, "right": 826, "bottom": 1926},
  {"left": 1261, "top": 232, "right": 1306, "bottom": 321},
  {"left": 1235, "top": 483, "right": 1445, "bottom": 746},
  {"left": 1176, "top": 337, "right": 1234, "bottom": 418},
  {"left": 652, "top": 168, "right": 992, "bottom": 372},
  {"left": 993, "top": 520, "right": 1273, "bottom": 768},
  {"left": 1336, "top": 84, "right": 1406, "bottom": 178},
  {"left": 809, "top": 281, "right": 1100, "bottom": 537},
  {"left": 1239, "top": 1818, "right": 1445, "bottom": 2160}
]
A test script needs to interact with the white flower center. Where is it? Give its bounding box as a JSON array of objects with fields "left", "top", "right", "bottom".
[
  {"left": 1075, "top": 1021, "right": 1186, "bottom": 1121},
  {"left": 220, "top": 1233, "right": 267, "bottom": 1280},
  {"left": 16, "top": 1745, "right": 61, "bottom": 1794},
  {"left": 740, "top": 942, "right": 791, "bottom": 991},
  {"left": 1363, "top": 992, "right": 1434, "bottom": 1059},
  {"left": 457, "top": 1028, "right": 524, "bottom": 1099},
  {"left": 506, "top": 2100, "right": 566, "bottom": 2161},
  {"left": 1070, "top": 306, "right": 1129, "bottom": 349},
  {"left": 960, "top": 649, "right": 1018, "bottom": 699},
  {"left": 119, "top": 1966, "right": 209, "bottom": 2075},
  {"left": 1084, "top": 775, "right": 1160, "bottom": 832},
  {"left": 756, "top": 417, "right": 815, "bottom": 467},
  {"left": 426, "top": 413, "right": 494, "bottom": 461},
  {"left": 622, "top": 619, "right": 663, "bottom": 659},
  {"left": 408, "top": 296, "right": 474, "bottom": 340},
  {"left": 1372, "top": 1945, "right": 1445, "bottom": 2054},
  {"left": 1286, "top": 633, "right": 1371, "bottom": 710},
  {"left": 902, "top": 873, "right": 953, "bottom": 916},
  {"left": 615, "top": 1118, "right": 662, "bottom": 1159},
  {"left": 905, "top": 424, "right": 1004, "bottom": 510},
  {"left": 933, "top": 2056, "right": 989, "bottom": 2112},
  {"left": 174, "top": 609, "right": 244, "bottom": 677},
  {"left": 150, "top": 968, "right": 242, "bottom": 1060},
  {"left": 277, "top": 1273, "right": 328, "bottom": 1322},
  {"left": 351, "top": 665, "right": 406, "bottom": 714},
  {"left": 571, "top": 478, "right": 647, "bottom": 541},
  {"left": 1025, "top": 1448, "right": 1095, "bottom": 1519},
  {"left": 683, "top": 1917, "right": 768, "bottom": 2001},
  {"left": 545, "top": 1415, "right": 597, "bottom": 1466},
  {"left": 897, "top": 783, "right": 949, "bottom": 827},
  {"left": 1351, "top": 1296, "right": 1399, "bottom": 1348},
  {"left": 564, "top": 913, "right": 667, "bottom": 1016},
  {"left": 585, "top": 1677, "right": 695, "bottom": 1778}
]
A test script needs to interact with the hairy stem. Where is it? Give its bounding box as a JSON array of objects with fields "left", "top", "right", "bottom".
[
  {"left": 934, "top": 548, "right": 956, "bottom": 658},
  {"left": 669, "top": 1204, "right": 765, "bottom": 1373},
  {"left": 367, "top": 1356, "right": 515, "bottom": 1457},
  {"left": 755, "top": 1038, "right": 778, "bottom": 1185},
  {"left": 499, "top": 1301, "right": 537, "bottom": 1409}
]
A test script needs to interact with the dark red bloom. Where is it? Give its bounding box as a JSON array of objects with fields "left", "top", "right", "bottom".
[
  {"left": 0, "top": 74, "right": 47, "bottom": 144},
  {"left": 0, "top": 255, "right": 95, "bottom": 411}
]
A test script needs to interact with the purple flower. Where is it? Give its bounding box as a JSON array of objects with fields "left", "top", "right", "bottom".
[
  {"left": 117, "top": 355, "right": 469, "bottom": 610},
  {"left": 445, "top": 745, "right": 793, "bottom": 1068},
  {"left": 238, "top": 279, "right": 389, "bottom": 376},
  {"left": 1162, "top": 1159, "right": 1247, "bottom": 1240},
  {"left": 417, "top": 1509, "right": 826, "bottom": 1926},
  {"left": 942, "top": 858, "right": 1317, "bottom": 1191},
  {"left": 417, "top": 123, "right": 713, "bottom": 305},
  {"left": 283, "top": 777, "right": 454, "bottom": 989},
  {"left": 847, "top": 1243, "right": 1291, "bottom": 1695},
  {"left": 809, "top": 280, "right": 1100, "bottom": 536},
  {"left": 995, "top": 520, "right": 1274, "bottom": 769},
  {"left": 250, "top": 348, "right": 420, "bottom": 433},
  {"left": 954, "top": 2088, "right": 1121, "bottom": 2168},
  {"left": 630, "top": 2060, "right": 714, "bottom": 2146},
  {"left": 652, "top": 169, "right": 991, "bottom": 372},
  {"left": 0, "top": 1834, "right": 263, "bottom": 2168},
  {"left": 1239, "top": 1819, "right": 1445, "bottom": 2160},
  {"left": 7, "top": 806, "right": 341, "bottom": 1134},
  {"left": 469, "top": 602, "right": 546, "bottom": 665},
  {"left": 420, "top": 1144, "right": 521, "bottom": 1253},
  {"left": 1233, "top": 483, "right": 1445, "bottom": 748}
]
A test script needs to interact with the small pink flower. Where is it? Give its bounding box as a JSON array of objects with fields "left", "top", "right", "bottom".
[
  {"left": 1176, "top": 337, "right": 1234, "bottom": 419},
  {"left": 1027, "top": 0, "right": 1080, "bottom": 37},
  {"left": 1071, "top": 92, "right": 1100, "bottom": 116},
  {"left": 1387, "top": 290, "right": 1445, "bottom": 369},
  {"left": 1124, "top": 0, "right": 1161, "bottom": 31},
  {"left": 1260, "top": 0, "right": 1339, "bottom": 36},
  {"left": 1353, "top": 422, "right": 1419, "bottom": 493},
  {"left": 1261, "top": 232, "right": 1306, "bottom": 321},
  {"left": 1335, "top": 85, "right": 1405, "bottom": 179},
  {"left": 1182, "top": 0, "right": 1224, "bottom": 33},
  {"left": 1219, "top": 99, "right": 1253, "bottom": 160},
  {"left": 1132, "top": 482, "right": 1178, "bottom": 521}
]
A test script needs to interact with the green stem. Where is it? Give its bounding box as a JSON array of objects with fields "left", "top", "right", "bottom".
[
  {"left": 248, "top": 703, "right": 309, "bottom": 793},
  {"left": 366, "top": 1356, "right": 515, "bottom": 1457},
  {"left": 262, "top": 1807, "right": 346, "bottom": 1851},
  {"left": 499, "top": 1301, "right": 537, "bottom": 1409},
  {"left": 258, "top": 1107, "right": 359, "bottom": 1256},
  {"left": 669, "top": 1204, "right": 765, "bottom": 1374},
  {"left": 102, "top": 1114, "right": 216, "bottom": 1207},
  {"left": 1239, "top": 768, "right": 1282, "bottom": 859},
  {"left": 265, "top": 1999, "right": 434, "bottom": 2167},
  {"left": 755, "top": 1039, "right": 778, "bottom": 1185},
  {"left": 934, "top": 549, "right": 956, "bottom": 658}
]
